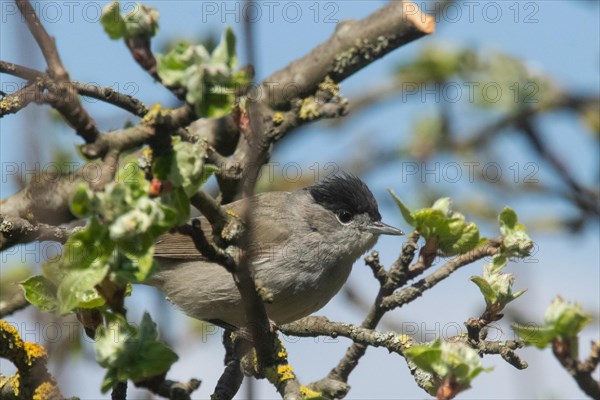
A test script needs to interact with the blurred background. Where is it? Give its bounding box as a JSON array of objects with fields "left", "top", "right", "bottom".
[{"left": 1, "top": 0, "right": 598, "bottom": 398}]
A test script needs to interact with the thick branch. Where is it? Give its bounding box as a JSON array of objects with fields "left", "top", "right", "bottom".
[
  {"left": 0, "top": 321, "right": 68, "bottom": 399},
  {"left": 1, "top": 151, "right": 119, "bottom": 226},
  {"left": 219, "top": 1, "right": 434, "bottom": 202},
  {"left": 0, "top": 214, "right": 76, "bottom": 250},
  {"left": 264, "top": 1, "right": 434, "bottom": 109}
]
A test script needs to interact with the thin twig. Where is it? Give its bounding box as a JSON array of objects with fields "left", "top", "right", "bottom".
[
  {"left": 16, "top": 0, "right": 99, "bottom": 143},
  {"left": 322, "top": 233, "right": 419, "bottom": 389},
  {"left": 1, "top": 61, "right": 148, "bottom": 117},
  {"left": 519, "top": 118, "right": 599, "bottom": 216},
  {"left": 382, "top": 240, "right": 501, "bottom": 310},
  {"left": 211, "top": 331, "right": 245, "bottom": 400},
  {"left": 0, "top": 83, "right": 39, "bottom": 116}
]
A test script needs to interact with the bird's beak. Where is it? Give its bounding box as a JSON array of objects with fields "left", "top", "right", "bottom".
[{"left": 367, "top": 221, "right": 404, "bottom": 236}]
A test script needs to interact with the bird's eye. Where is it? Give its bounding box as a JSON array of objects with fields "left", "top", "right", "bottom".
[{"left": 337, "top": 211, "right": 353, "bottom": 224}]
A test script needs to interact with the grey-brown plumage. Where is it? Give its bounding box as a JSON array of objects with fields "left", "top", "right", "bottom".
[{"left": 148, "top": 174, "right": 403, "bottom": 328}]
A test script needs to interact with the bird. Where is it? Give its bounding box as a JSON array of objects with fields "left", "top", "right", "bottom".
[{"left": 148, "top": 173, "right": 403, "bottom": 329}]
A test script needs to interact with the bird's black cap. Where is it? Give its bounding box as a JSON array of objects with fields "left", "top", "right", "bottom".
[{"left": 308, "top": 173, "right": 382, "bottom": 221}]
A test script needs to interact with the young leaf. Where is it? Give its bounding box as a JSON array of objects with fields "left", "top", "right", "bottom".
[
  {"left": 20, "top": 275, "right": 58, "bottom": 312},
  {"left": 513, "top": 297, "right": 591, "bottom": 349},
  {"left": 498, "top": 207, "right": 532, "bottom": 258},
  {"left": 432, "top": 197, "right": 452, "bottom": 216},
  {"left": 471, "top": 259, "right": 526, "bottom": 309},
  {"left": 95, "top": 312, "right": 178, "bottom": 392},
  {"left": 470, "top": 276, "right": 497, "bottom": 305},
  {"left": 100, "top": 2, "right": 125, "bottom": 40},
  {"left": 544, "top": 297, "right": 591, "bottom": 339},
  {"left": 388, "top": 189, "right": 415, "bottom": 226},
  {"left": 57, "top": 265, "right": 109, "bottom": 314},
  {"left": 211, "top": 27, "right": 237, "bottom": 68},
  {"left": 405, "top": 341, "right": 492, "bottom": 394},
  {"left": 404, "top": 343, "right": 443, "bottom": 375},
  {"left": 512, "top": 324, "right": 558, "bottom": 349},
  {"left": 123, "top": 4, "right": 159, "bottom": 38}
]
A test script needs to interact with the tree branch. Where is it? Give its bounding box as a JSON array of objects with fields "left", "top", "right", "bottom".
[
  {"left": 553, "top": 339, "right": 600, "bottom": 399},
  {"left": 264, "top": 1, "right": 434, "bottom": 109},
  {"left": 0, "top": 83, "right": 39, "bottom": 116},
  {"left": 0, "top": 214, "right": 78, "bottom": 251},
  {"left": 0, "top": 61, "right": 148, "bottom": 117},
  {"left": 135, "top": 375, "right": 201, "bottom": 400},
  {"left": 382, "top": 240, "right": 501, "bottom": 310},
  {"left": 16, "top": 0, "right": 99, "bottom": 143},
  {"left": 321, "top": 233, "right": 419, "bottom": 391},
  {"left": 0, "top": 320, "right": 70, "bottom": 400},
  {"left": 0, "top": 291, "right": 30, "bottom": 318}
]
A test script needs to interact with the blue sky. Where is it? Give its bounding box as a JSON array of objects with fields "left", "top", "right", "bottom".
[{"left": 1, "top": 1, "right": 599, "bottom": 399}]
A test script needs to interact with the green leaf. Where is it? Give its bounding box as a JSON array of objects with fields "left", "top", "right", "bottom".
[
  {"left": 389, "top": 196, "right": 482, "bottom": 256},
  {"left": 156, "top": 28, "right": 244, "bottom": 117},
  {"left": 96, "top": 312, "right": 178, "bottom": 392},
  {"left": 211, "top": 27, "right": 237, "bottom": 68},
  {"left": 57, "top": 265, "right": 109, "bottom": 314},
  {"left": 20, "top": 275, "right": 58, "bottom": 312},
  {"left": 123, "top": 4, "right": 159, "bottom": 38},
  {"left": 470, "top": 276, "right": 497, "bottom": 305},
  {"left": 432, "top": 197, "right": 452, "bottom": 217},
  {"left": 499, "top": 207, "right": 520, "bottom": 236},
  {"left": 100, "top": 2, "right": 125, "bottom": 40},
  {"left": 447, "top": 220, "right": 480, "bottom": 255},
  {"left": 404, "top": 341, "right": 491, "bottom": 392},
  {"left": 404, "top": 343, "right": 443, "bottom": 375},
  {"left": 513, "top": 297, "right": 591, "bottom": 349},
  {"left": 117, "top": 249, "right": 157, "bottom": 283},
  {"left": 70, "top": 183, "right": 98, "bottom": 218},
  {"left": 156, "top": 42, "right": 209, "bottom": 86},
  {"left": 61, "top": 217, "right": 112, "bottom": 269},
  {"left": 396, "top": 46, "right": 478, "bottom": 84},
  {"left": 472, "top": 260, "right": 527, "bottom": 308},
  {"left": 498, "top": 207, "right": 533, "bottom": 258},
  {"left": 545, "top": 297, "right": 591, "bottom": 338},
  {"left": 490, "top": 254, "right": 508, "bottom": 274},
  {"left": 388, "top": 189, "right": 415, "bottom": 226},
  {"left": 153, "top": 138, "right": 212, "bottom": 199},
  {"left": 512, "top": 324, "right": 557, "bottom": 349}
]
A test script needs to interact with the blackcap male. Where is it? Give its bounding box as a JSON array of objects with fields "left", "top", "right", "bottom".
[{"left": 149, "top": 173, "right": 403, "bottom": 328}]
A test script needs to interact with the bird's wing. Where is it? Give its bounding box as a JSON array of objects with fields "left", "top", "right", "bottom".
[
  {"left": 153, "top": 192, "right": 292, "bottom": 263},
  {"left": 153, "top": 221, "right": 212, "bottom": 261}
]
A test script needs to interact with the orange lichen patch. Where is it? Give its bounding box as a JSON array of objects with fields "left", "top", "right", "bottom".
[
  {"left": 299, "top": 385, "right": 322, "bottom": 399},
  {"left": 274, "top": 339, "right": 288, "bottom": 361},
  {"left": 276, "top": 365, "right": 296, "bottom": 382},
  {"left": 25, "top": 342, "right": 47, "bottom": 364},
  {"left": 0, "top": 320, "right": 25, "bottom": 349},
  {"left": 0, "top": 372, "right": 21, "bottom": 396},
  {"left": 32, "top": 381, "right": 61, "bottom": 400}
]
